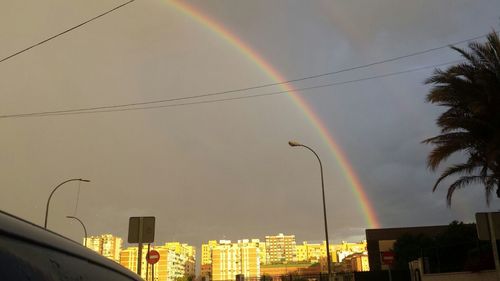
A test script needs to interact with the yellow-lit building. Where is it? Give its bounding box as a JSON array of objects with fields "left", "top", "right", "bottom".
[
  {"left": 339, "top": 252, "right": 369, "bottom": 272},
  {"left": 119, "top": 246, "right": 149, "bottom": 279},
  {"left": 202, "top": 240, "right": 218, "bottom": 265},
  {"left": 318, "top": 241, "right": 368, "bottom": 273},
  {"left": 335, "top": 241, "right": 367, "bottom": 262},
  {"left": 257, "top": 241, "right": 267, "bottom": 265},
  {"left": 239, "top": 240, "right": 261, "bottom": 279},
  {"left": 120, "top": 242, "right": 196, "bottom": 281},
  {"left": 204, "top": 235, "right": 367, "bottom": 277},
  {"left": 201, "top": 240, "right": 218, "bottom": 279},
  {"left": 319, "top": 242, "right": 336, "bottom": 263},
  {"left": 162, "top": 242, "right": 196, "bottom": 279},
  {"left": 265, "top": 233, "right": 296, "bottom": 264},
  {"left": 296, "top": 242, "right": 325, "bottom": 263},
  {"left": 85, "top": 234, "right": 123, "bottom": 262},
  {"left": 209, "top": 239, "right": 261, "bottom": 281},
  {"left": 296, "top": 244, "right": 307, "bottom": 262}
]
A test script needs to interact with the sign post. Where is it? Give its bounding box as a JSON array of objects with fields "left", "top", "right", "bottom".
[
  {"left": 476, "top": 212, "right": 500, "bottom": 281},
  {"left": 147, "top": 250, "right": 160, "bottom": 281},
  {"left": 381, "top": 251, "right": 395, "bottom": 281},
  {"left": 128, "top": 217, "right": 156, "bottom": 277},
  {"left": 145, "top": 244, "right": 150, "bottom": 280}
]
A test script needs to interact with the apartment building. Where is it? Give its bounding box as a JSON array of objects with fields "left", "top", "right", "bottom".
[
  {"left": 207, "top": 239, "right": 261, "bottom": 281},
  {"left": 120, "top": 242, "right": 196, "bottom": 281},
  {"left": 85, "top": 234, "right": 123, "bottom": 262},
  {"left": 265, "top": 233, "right": 296, "bottom": 264}
]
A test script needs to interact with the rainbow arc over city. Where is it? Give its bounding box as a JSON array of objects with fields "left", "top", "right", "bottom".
[{"left": 167, "top": 0, "right": 380, "bottom": 229}]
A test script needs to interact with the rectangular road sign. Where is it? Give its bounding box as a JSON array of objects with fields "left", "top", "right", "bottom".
[
  {"left": 476, "top": 212, "right": 500, "bottom": 240},
  {"left": 128, "top": 216, "right": 155, "bottom": 243}
]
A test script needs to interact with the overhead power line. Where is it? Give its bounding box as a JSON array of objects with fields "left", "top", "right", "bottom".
[
  {"left": 0, "top": 0, "right": 135, "bottom": 64},
  {"left": 0, "top": 3, "right": 492, "bottom": 120},
  {"left": 1, "top": 31, "right": 492, "bottom": 118},
  {"left": 1, "top": 60, "right": 462, "bottom": 119}
]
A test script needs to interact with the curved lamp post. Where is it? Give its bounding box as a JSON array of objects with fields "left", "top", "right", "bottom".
[
  {"left": 67, "top": 216, "right": 88, "bottom": 247},
  {"left": 288, "top": 141, "right": 332, "bottom": 279},
  {"left": 44, "top": 178, "right": 90, "bottom": 229}
]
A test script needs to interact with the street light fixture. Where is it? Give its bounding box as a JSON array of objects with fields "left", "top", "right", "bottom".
[
  {"left": 44, "top": 178, "right": 90, "bottom": 229},
  {"left": 66, "top": 216, "right": 88, "bottom": 247},
  {"left": 288, "top": 141, "right": 332, "bottom": 280}
]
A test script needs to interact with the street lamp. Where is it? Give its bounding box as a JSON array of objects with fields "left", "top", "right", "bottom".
[
  {"left": 288, "top": 141, "right": 332, "bottom": 280},
  {"left": 44, "top": 178, "right": 90, "bottom": 229},
  {"left": 67, "top": 216, "right": 88, "bottom": 247}
]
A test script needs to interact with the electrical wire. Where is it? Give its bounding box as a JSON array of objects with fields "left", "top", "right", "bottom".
[
  {"left": 3, "top": 60, "right": 461, "bottom": 119},
  {"left": 73, "top": 180, "right": 81, "bottom": 216},
  {"left": 0, "top": 2, "right": 491, "bottom": 119},
  {"left": 0, "top": 27, "right": 493, "bottom": 118},
  {"left": 0, "top": 0, "right": 135, "bottom": 64}
]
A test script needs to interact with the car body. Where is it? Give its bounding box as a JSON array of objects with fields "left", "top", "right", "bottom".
[{"left": 0, "top": 210, "right": 142, "bottom": 281}]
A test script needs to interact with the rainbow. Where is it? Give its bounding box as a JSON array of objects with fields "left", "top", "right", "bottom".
[{"left": 167, "top": 0, "right": 380, "bottom": 229}]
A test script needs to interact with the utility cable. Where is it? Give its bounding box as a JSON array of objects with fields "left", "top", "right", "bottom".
[
  {"left": 3, "top": 60, "right": 461, "bottom": 119},
  {"left": 73, "top": 180, "right": 81, "bottom": 216},
  {"left": 0, "top": 0, "right": 135, "bottom": 64},
  {"left": 0, "top": 25, "right": 492, "bottom": 118}
]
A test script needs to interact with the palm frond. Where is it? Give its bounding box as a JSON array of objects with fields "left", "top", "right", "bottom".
[
  {"left": 433, "top": 162, "right": 480, "bottom": 192},
  {"left": 424, "top": 30, "right": 500, "bottom": 204},
  {"left": 446, "top": 176, "right": 484, "bottom": 205}
]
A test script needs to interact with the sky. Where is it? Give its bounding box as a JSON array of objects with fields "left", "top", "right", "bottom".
[{"left": 1, "top": 0, "right": 500, "bottom": 254}]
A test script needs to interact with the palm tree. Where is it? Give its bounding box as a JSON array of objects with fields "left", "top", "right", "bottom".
[{"left": 424, "top": 31, "right": 500, "bottom": 205}]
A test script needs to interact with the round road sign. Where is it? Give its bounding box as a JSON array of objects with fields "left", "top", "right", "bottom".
[{"left": 146, "top": 250, "right": 160, "bottom": 264}]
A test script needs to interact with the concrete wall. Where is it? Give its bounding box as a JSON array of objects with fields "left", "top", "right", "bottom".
[
  {"left": 409, "top": 259, "right": 496, "bottom": 281},
  {"left": 421, "top": 271, "right": 495, "bottom": 281}
]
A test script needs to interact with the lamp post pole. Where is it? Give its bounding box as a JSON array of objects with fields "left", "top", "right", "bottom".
[
  {"left": 44, "top": 178, "right": 90, "bottom": 229},
  {"left": 288, "top": 141, "right": 332, "bottom": 280},
  {"left": 67, "top": 216, "right": 88, "bottom": 247}
]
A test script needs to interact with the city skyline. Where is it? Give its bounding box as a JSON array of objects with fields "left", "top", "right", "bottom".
[{"left": 83, "top": 232, "right": 368, "bottom": 279}]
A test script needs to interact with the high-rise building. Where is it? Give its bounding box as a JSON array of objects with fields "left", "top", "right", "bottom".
[
  {"left": 238, "top": 240, "right": 261, "bottom": 279},
  {"left": 156, "top": 247, "right": 186, "bottom": 281},
  {"left": 256, "top": 240, "right": 267, "bottom": 265},
  {"left": 265, "top": 233, "right": 296, "bottom": 264},
  {"left": 202, "top": 240, "right": 218, "bottom": 265},
  {"left": 208, "top": 239, "right": 261, "bottom": 281},
  {"left": 85, "top": 234, "right": 123, "bottom": 262},
  {"left": 201, "top": 240, "right": 218, "bottom": 279},
  {"left": 212, "top": 240, "right": 239, "bottom": 281},
  {"left": 162, "top": 242, "right": 197, "bottom": 280},
  {"left": 119, "top": 246, "right": 149, "bottom": 279}
]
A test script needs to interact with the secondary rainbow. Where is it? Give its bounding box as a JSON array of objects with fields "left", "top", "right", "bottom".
[{"left": 167, "top": 0, "right": 380, "bottom": 228}]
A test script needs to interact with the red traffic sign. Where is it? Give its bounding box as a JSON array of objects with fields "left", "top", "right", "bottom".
[
  {"left": 146, "top": 250, "right": 160, "bottom": 264},
  {"left": 381, "top": 251, "right": 395, "bottom": 265}
]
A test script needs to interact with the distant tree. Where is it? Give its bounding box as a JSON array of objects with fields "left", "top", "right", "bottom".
[
  {"left": 434, "top": 221, "right": 478, "bottom": 272},
  {"left": 393, "top": 221, "right": 493, "bottom": 272},
  {"left": 423, "top": 31, "right": 500, "bottom": 205},
  {"left": 393, "top": 233, "right": 435, "bottom": 270}
]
